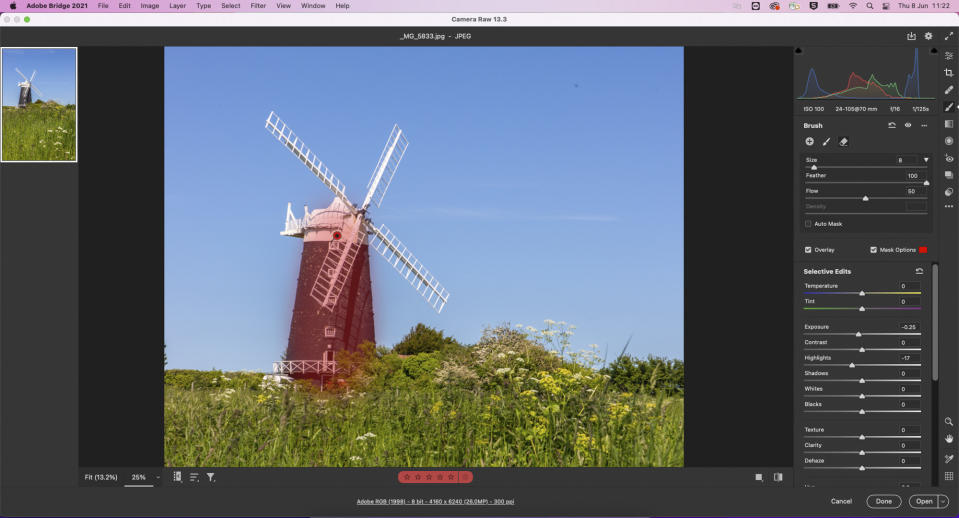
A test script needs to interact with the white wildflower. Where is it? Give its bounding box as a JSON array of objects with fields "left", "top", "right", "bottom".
[
  {"left": 494, "top": 367, "right": 512, "bottom": 376},
  {"left": 349, "top": 456, "right": 362, "bottom": 461},
  {"left": 544, "top": 319, "right": 556, "bottom": 325},
  {"left": 496, "top": 353, "right": 506, "bottom": 359}
]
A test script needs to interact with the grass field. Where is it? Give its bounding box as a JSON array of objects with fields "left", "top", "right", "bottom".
[
  {"left": 164, "top": 383, "right": 683, "bottom": 468},
  {"left": 2, "top": 103, "right": 77, "bottom": 161},
  {"left": 164, "top": 323, "right": 684, "bottom": 468}
]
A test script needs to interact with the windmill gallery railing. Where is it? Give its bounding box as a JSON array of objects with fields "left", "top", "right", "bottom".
[{"left": 272, "top": 360, "right": 338, "bottom": 375}]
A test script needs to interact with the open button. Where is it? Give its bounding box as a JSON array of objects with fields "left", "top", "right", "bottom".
[{"left": 909, "top": 494, "right": 943, "bottom": 509}]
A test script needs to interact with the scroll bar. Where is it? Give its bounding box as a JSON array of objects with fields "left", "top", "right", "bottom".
[{"left": 933, "top": 263, "right": 939, "bottom": 381}]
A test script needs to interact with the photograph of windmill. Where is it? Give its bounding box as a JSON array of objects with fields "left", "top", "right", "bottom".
[
  {"left": 164, "top": 47, "right": 684, "bottom": 468},
  {"left": 1, "top": 47, "right": 77, "bottom": 162}
]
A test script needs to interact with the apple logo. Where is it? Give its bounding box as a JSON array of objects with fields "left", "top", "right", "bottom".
[{"left": 9, "top": 2, "right": 16, "bottom": 8}]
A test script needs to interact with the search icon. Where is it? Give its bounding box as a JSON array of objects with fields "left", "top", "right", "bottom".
[
  {"left": 866, "top": 1, "right": 874, "bottom": 7},
  {"left": 946, "top": 417, "right": 954, "bottom": 426}
]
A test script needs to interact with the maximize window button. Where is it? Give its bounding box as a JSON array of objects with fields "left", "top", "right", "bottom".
[{"left": 866, "top": 494, "right": 901, "bottom": 509}]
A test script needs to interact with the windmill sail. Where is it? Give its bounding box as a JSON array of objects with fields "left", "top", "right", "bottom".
[
  {"left": 365, "top": 222, "right": 449, "bottom": 313},
  {"left": 265, "top": 112, "right": 356, "bottom": 213},
  {"left": 267, "top": 112, "right": 450, "bottom": 315},
  {"left": 310, "top": 216, "right": 367, "bottom": 309},
  {"left": 361, "top": 124, "right": 409, "bottom": 210},
  {"left": 15, "top": 68, "right": 42, "bottom": 107}
]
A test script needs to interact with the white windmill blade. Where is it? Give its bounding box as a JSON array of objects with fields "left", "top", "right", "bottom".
[
  {"left": 30, "top": 85, "right": 44, "bottom": 98},
  {"left": 361, "top": 124, "right": 409, "bottom": 211},
  {"left": 310, "top": 217, "right": 367, "bottom": 310},
  {"left": 29, "top": 70, "right": 36, "bottom": 82},
  {"left": 265, "top": 111, "right": 357, "bottom": 213},
  {"left": 365, "top": 221, "right": 450, "bottom": 313},
  {"left": 15, "top": 68, "right": 28, "bottom": 81}
]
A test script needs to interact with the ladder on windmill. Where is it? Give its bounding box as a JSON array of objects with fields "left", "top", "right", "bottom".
[{"left": 311, "top": 217, "right": 366, "bottom": 309}]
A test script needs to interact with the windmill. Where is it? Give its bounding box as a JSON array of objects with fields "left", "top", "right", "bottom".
[
  {"left": 265, "top": 111, "right": 450, "bottom": 383},
  {"left": 14, "top": 68, "right": 43, "bottom": 108}
]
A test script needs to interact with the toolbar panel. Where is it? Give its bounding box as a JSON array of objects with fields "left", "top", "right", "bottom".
[{"left": 794, "top": 30, "right": 958, "bottom": 508}]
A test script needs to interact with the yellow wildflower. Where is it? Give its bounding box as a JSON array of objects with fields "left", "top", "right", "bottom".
[{"left": 575, "top": 432, "right": 595, "bottom": 450}]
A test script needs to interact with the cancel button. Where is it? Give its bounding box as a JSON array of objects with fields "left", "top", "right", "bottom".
[{"left": 867, "top": 494, "right": 902, "bottom": 509}]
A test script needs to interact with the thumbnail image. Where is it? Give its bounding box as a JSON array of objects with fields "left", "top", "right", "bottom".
[
  {"left": 164, "top": 47, "right": 684, "bottom": 467},
  {"left": 1, "top": 47, "right": 77, "bottom": 162}
]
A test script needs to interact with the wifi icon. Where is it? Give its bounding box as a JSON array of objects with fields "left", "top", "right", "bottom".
[{"left": 849, "top": 1, "right": 858, "bottom": 7}]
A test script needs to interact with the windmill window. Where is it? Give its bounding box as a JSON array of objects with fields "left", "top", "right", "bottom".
[
  {"left": 324, "top": 326, "right": 336, "bottom": 338},
  {"left": 330, "top": 241, "right": 343, "bottom": 251},
  {"left": 325, "top": 350, "right": 335, "bottom": 362}
]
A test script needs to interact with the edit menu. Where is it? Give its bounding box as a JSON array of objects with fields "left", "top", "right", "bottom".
[{"left": 794, "top": 35, "right": 958, "bottom": 503}]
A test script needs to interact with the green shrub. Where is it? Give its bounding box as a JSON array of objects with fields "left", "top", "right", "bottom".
[
  {"left": 600, "top": 355, "right": 684, "bottom": 396},
  {"left": 401, "top": 352, "right": 442, "bottom": 381},
  {"left": 393, "top": 323, "right": 459, "bottom": 355},
  {"left": 164, "top": 369, "right": 263, "bottom": 391}
]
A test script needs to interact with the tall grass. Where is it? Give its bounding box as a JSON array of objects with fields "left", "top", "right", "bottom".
[
  {"left": 164, "top": 321, "right": 684, "bottom": 468},
  {"left": 2, "top": 104, "right": 76, "bottom": 161},
  {"left": 165, "top": 380, "right": 683, "bottom": 467}
]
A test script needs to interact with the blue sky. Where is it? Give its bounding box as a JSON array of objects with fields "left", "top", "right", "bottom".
[
  {"left": 1, "top": 48, "right": 76, "bottom": 106},
  {"left": 165, "top": 47, "right": 683, "bottom": 372}
]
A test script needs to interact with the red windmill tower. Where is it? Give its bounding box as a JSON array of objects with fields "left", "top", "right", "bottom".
[{"left": 264, "top": 112, "right": 450, "bottom": 384}]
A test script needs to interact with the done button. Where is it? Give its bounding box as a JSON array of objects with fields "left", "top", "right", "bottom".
[{"left": 866, "top": 494, "right": 901, "bottom": 509}]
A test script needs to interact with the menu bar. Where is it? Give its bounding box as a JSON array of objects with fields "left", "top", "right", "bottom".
[
  {"left": 1, "top": 0, "right": 958, "bottom": 15},
  {"left": 1, "top": 12, "right": 958, "bottom": 26}
]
